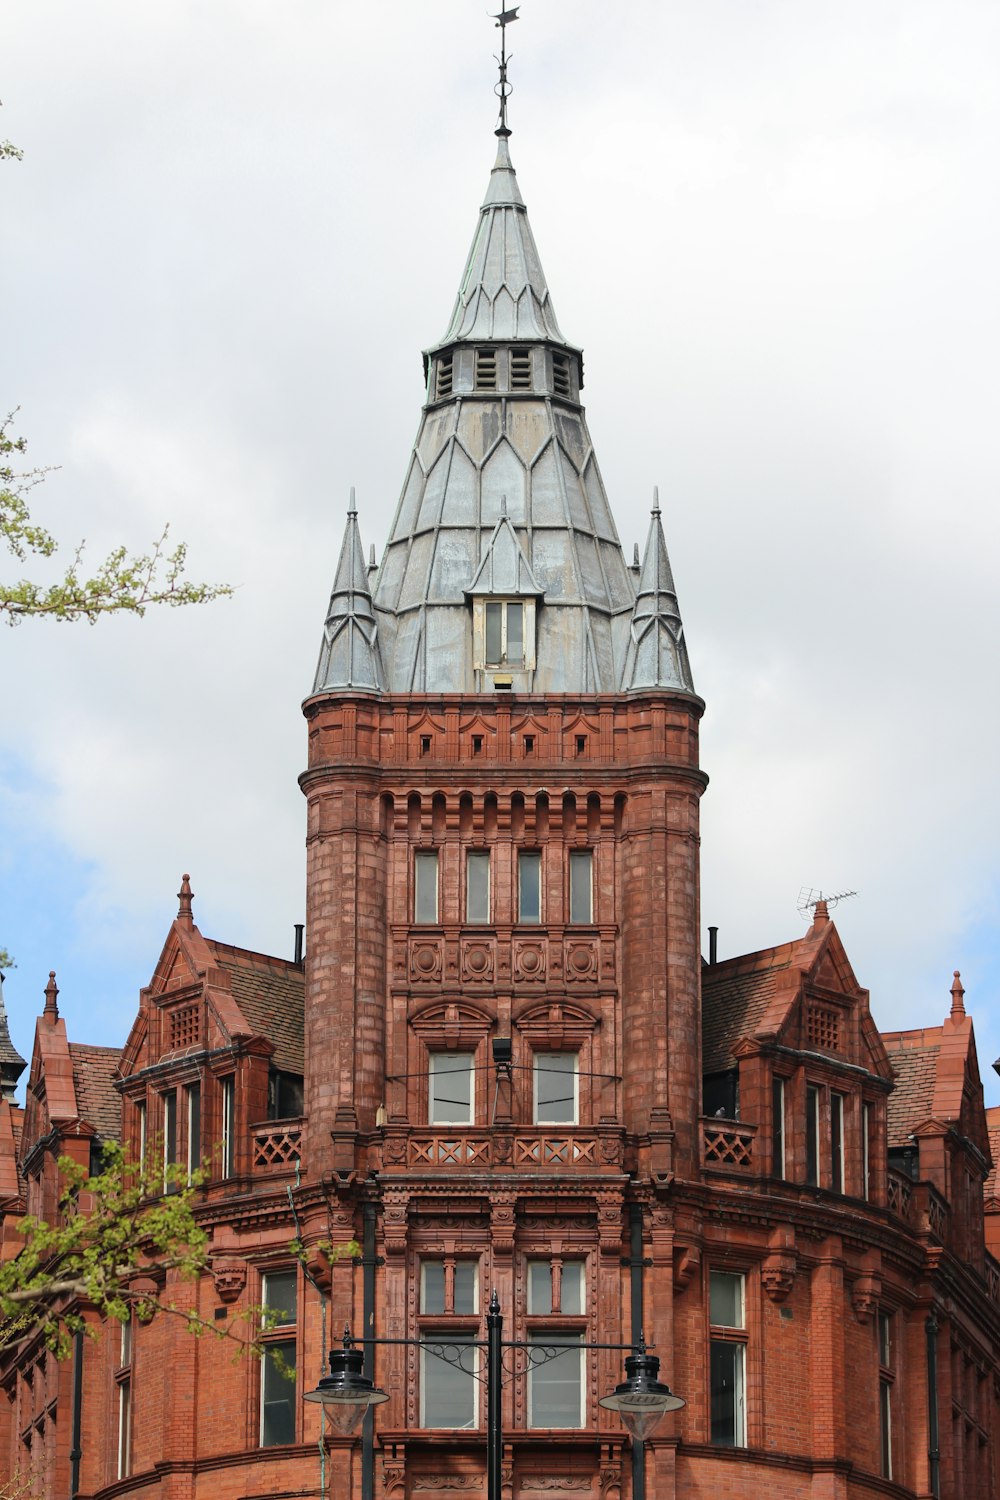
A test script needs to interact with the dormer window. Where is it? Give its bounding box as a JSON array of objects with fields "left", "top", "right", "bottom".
[
  {"left": 475, "top": 348, "right": 497, "bottom": 390},
  {"left": 485, "top": 600, "right": 523, "bottom": 667}
]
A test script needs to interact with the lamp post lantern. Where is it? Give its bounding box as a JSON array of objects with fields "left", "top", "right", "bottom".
[{"left": 307, "top": 1294, "right": 683, "bottom": 1500}]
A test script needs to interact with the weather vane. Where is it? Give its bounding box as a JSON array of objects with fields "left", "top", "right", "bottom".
[{"left": 491, "top": 7, "right": 520, "bottom": 138}]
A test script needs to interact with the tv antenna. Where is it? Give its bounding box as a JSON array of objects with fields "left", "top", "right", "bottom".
[{"left": 797, "top": 887, "right": 857, "bottom": 920}]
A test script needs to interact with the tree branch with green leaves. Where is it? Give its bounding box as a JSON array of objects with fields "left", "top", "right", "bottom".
[{"left": 1, "top": 416, "right": 232, "bottom": 623}]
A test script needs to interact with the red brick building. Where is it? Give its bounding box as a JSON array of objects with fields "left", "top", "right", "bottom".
[{"left": 2, "top": 98, "right": 999, "bottom": 1500}]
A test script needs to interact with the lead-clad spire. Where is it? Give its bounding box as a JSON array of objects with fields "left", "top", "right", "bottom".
[
  {"left": 434, "top": 136, "right": 566, "bottom": 348},
  {"left": 622, "top": 492, "right": 695, "bottom": 694},
  {"left": 313, "top": 494, "right": 385, "bottom": 694}
]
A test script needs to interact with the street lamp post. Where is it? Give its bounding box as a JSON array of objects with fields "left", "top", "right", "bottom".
[{"left": 307, "top": 1290, "right": 684, "bottom": 1500}]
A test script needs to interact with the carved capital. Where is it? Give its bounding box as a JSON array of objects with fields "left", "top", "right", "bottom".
[
  {"left": 852, "top": 1271, "right": 881, "bottom": 1322},
  {"left": 211, "top": 1260, "right": 247, "bottom": 1304},
  {"left": 761, "top": 1253, "right": 796, "bottom": 1303}
]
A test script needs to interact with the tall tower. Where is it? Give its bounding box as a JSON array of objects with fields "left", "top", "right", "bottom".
[{"left": 302, "top": 74, "right": 705, "bottom": 1492}]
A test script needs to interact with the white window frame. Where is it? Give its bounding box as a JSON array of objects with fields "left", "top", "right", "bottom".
[
  {"left": 472, "top": 597, "right": 537, "bottom": 672},
  {"left": 185, "top": 1082, "right": 200, "bottom": 1185},
  {"left": 420, "top": 1258, "right": 479, "bottom": 1316},
  {"left": 162, "top": 1090, "right": 177, "bottom": 1193},
  {"left": 831, "top": 1091, "right": 845, "bottom": 1193},
  {"left": 260, "top": 1271, "right": 298, "bottom": 1448},
  {"left": 420, "top": 1337, "right": 479, "bottom": 1429},
  {"left": 428, "top": 1052, "right": 475, "bottom": 1126},
  {"left": 466, "top": 850, "right": 490, "bottom": 924},
  {"left": 221, "top": 1075, "right": 235, "bottom": 1179},
  {"left": 709, "top": 1270, "right": 747, "bottom": 1448},
  {"left": 772, "top": 1076, "right": 785, "bottom": 1179},
  {"left": 527, "top": 1259, "right": 586, "bottom": 1316},
  {"left": 414, "top": 850, "right": 440, "bottom": 924},
  {"left": 527, "top": 1333, "right": 585, "bottom": 1429},
  {"left": 136, "top": 1099, "right": 147, "bottom": 1168},
  {"left": 117, "top": 1314, "right": 133, "bottom": 1479},
  {"left": 863, "top": 1101, "right": 873, "bottom": 1201},
  {"left": 533, "top": 1052, "right": 579, "bottom": 1126},
  {"left": 806, "top": 1083, "right": 821, "bottom": 1186}
]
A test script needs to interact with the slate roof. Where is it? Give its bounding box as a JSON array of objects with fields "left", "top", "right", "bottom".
[
  {"left": 208, "top": 943, "right": 304, "bottom": 1075},
  {"left": 68, "top": 1044, "right": 124, "bottom": 1142},
  {"left": 881, "top": 1028, "right": 942, "bottom": 1148},
  {"left": 702, "top": 955, "right": 794, "bottom": 1073}
]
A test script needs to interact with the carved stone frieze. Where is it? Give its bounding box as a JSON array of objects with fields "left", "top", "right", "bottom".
[{"left": 383, "top": 1460, "right": 406, "bottom": 1495}]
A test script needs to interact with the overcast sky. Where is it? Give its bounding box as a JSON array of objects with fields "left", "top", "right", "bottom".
[{"left": 3, "top": 1, "right": 998, "bottom": 1107}]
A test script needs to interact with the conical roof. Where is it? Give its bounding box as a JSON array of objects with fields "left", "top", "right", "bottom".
[
  {"left": 621, "top": 495, "right": 695, "bottom": 693},
  {"left": 313, "top": 497, "right": 385, "bottom": 694},
  {"left": 434, "top": 138, "right": 567, "bottom": 349},
  {"left": 0, "top": 976, "right": 26, "bottom": 1102}
]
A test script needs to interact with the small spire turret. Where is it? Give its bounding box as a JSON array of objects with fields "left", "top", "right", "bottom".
[
  {"left": 0, "top": 973, "right": 26, "bottom": 1101},
  {"left": 621, "top": 490, "right": 695, "bottom": 693},
  {"left": 950, "top": 969, "right": 966, "bottom": 1019},
  {"left": 313, "top": 494, "right": 385, "bottom": 695}
]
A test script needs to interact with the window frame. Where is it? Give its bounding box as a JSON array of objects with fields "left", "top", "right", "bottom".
[
  {"left": 805, "top": 1083, "right": 821, "bottom": 1186},
  {"left": 420, "top": 1257, "right": 480, "bottom": 1316},
  {"left": 465, "top": 850, "right": 491, "bottom": 924},
  {"left": 533, "top": 1051, "right": 579, "bottom": 1126},
  {"left": 419, "top": 1335, "right": 479, "bottom": 1430},
  {"left": 830, "top": 1090, "right": 845, "bottom": 1193},
  {"left": 260, "top": 1270, "right": 298, "bottom": 1449},
  {"left": 116, "top": 1313, "right": 134, "bottom": 1480},
  {"left": 772, "top": 1075, "right": 785, "bottom": 1180},
  {"left": 185, "top": 1082, "right": 201, "bottom": 1185},
  {"left": 518, "top": 850, "right": 542, "bottom": 924},
  {"left": 863, "top": 1100, "right": 873, "bottom": 1201},
  {"left": 428, "top": 1051, "right": 475, "bottom": 1126},
  {"left": 220, "top": 1075, "right": 235, "bottom": 1179},
  {"left": 568, "top": 849, "right": 593, "bottom": 925},
  {"left": 878, "top": 1310, "right": 894, "bottom": 1479},
  {"left": 162, "top": 1090, "right": 177, "bottom": 1193},
  {"left": 414, "top": 849, "right": 440, "bottom": 924},
  {"left": 709, "top": 1270, "right": 747, "bottom": 1448},
  {"left": 484, "top": 599, "right": 525, "bottom": 668},
  {"left": 527, "top": 1332, "right": 585, "bottom": 1429}
]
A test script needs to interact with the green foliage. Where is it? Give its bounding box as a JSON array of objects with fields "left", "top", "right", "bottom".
[
  {"left": 0, "top": 1143, "right": 209, "bottom": 1358},
  {"left": 0, "top": 948, "right": 13, "bottom": 974},
  {"left": 1, "top": 416, "right": 233, "bottom": 623},
  {"left": 0, "top": 1142, "right": 359, "bottom": 1370}
]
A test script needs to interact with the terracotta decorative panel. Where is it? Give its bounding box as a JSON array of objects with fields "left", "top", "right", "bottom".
[
  {"left": 409, "top": 938, "right": 443, "bottom": 982},
  {"left": 513, "top": 939, "right": 546, "bottom": 983}
]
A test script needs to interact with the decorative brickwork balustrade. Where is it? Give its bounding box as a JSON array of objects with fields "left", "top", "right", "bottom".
[
  {"left": 700, "top": 1117, "right": 756, "bottom": 1172},
  {"left": 399, "top": 1130, "right": 619, "bottom": 1171},
  {"left": 922, "top": 1183, "right": 949, "bottom": 1243},
  {"left": 886, "top": 1167, "right": 914, "bottom": 1223},
  {"left": 252, "top": 1119, "right": 303, "bottom": 1171}
]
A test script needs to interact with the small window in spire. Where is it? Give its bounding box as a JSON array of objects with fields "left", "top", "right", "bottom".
[
  {"left": 436, "top": 355, "right": 453, "bottom": 399},
  {"left": 552, "top": 353, "right": 571, "bottom": 398},
  {"left": 475, "top": 349, "right": 498, "bottom": 391},
  {"left": 510, "top": 348, "right": 532, "bottom": 390}
]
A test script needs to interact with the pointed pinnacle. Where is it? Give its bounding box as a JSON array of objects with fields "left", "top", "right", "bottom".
[
  {"left": 43, "top": 970, "right": 59, "bottom": 1021},
  {"left": 177, "top": 873, "right": 194, "bottom": 927},
  {"left": 651, "top": 485, "right": 661, "bottom": 518},
  {"left": 348, "top": 486, "right": 357, "bottom": 518},
  {"left": 950, "top": 969, "right": 966, "bottom": 1018}
]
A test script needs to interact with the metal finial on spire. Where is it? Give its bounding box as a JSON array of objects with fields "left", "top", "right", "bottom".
[
  {"left": 348, "top": 485, "right": 357, "bottom": 518},
  {"left": 492, "top": 8, "right": 519, "bottom": 138},
  {"left": 651, "top": 485, "right": 661, "bottom": 518}
]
